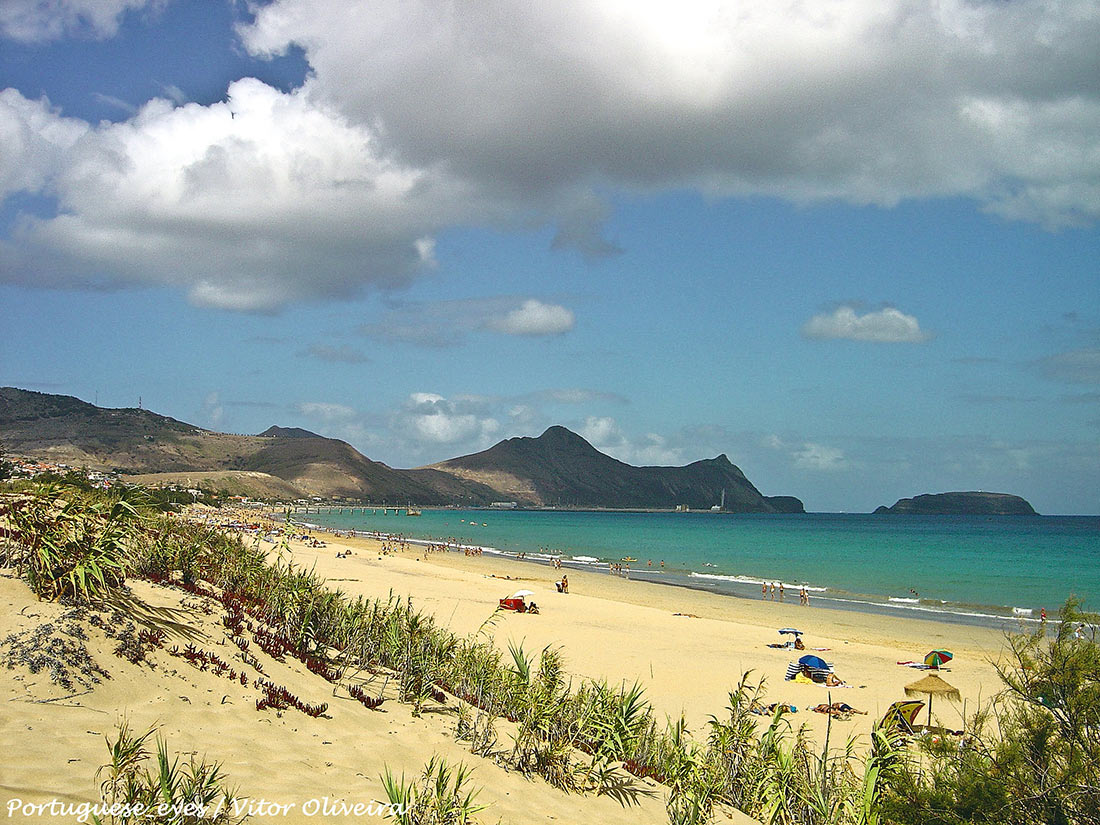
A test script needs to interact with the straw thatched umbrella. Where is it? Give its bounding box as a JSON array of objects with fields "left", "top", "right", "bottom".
[{"left": 904, "top": 673, "right": 961, "bottom": 726}]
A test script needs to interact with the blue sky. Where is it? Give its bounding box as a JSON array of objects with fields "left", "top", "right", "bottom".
[{"left": 1, "top": 0, "right": 1098, "bottom": 513}]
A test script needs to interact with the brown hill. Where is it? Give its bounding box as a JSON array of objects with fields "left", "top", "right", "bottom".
[
  {"left": 2, "top": 388, "right": 801, "bottom": 510},
  {"left": 0, "top": 388, "right": 496, "bottom": 504},
  {"left": 428, "top": 425, "right": 802, "bottom": 512}
]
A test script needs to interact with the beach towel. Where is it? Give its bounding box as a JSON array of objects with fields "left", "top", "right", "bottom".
[{"left": 897, "top": 661, "right": 950, "bottom": 671}]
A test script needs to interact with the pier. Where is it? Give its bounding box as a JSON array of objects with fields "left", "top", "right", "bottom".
[{"left": 260, "top": 504, "right": 420, "bottom": 516}]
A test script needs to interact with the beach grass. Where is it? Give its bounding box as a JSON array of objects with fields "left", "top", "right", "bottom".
[
  {"left": 2, "top": 481, "right": 1099, "bottom": 824},
  {"left": 91, "top": 721, "right": 244, "bottom": 825}
]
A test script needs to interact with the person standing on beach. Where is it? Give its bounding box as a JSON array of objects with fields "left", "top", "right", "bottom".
[
  {"left": 762, "top": 582, "right": 767, "bottom": 599},
  {"left": 779, "top": 582, "right": 785, "bottom": 601}
]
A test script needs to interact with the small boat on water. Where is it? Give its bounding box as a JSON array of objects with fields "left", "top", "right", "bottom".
[
  {"left": 406, "top": 508, "right": 422, "bottom": 516},
  {"left": 621, "top": 557, "right": 637, "bottom": 562}
]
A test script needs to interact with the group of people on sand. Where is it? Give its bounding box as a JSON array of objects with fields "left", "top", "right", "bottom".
[
  {"left": 555, "top": 574, "right": 569, "bottom": 593},
  {"left": 761, "top": 581, "right": 811, "bottom": 605},
  {"left": 608, "top": 562, "right": 630, "bottom": 577},
  {"left": 750, "top": 700, "right": 864, "bottom": 719}
]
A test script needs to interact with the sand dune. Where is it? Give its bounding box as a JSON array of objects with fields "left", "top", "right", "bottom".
[
  {"left": 0, "top": 573, "right": 681, "bottom": 824},
  {"left": 1, "top": 517, "right": 1011, "bottom": 824}
]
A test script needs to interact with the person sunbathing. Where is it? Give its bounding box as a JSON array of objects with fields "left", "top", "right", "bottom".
[
  {"left": 751, "top": 701, "right": 797, "bottom": 715},
  {"left": 764, "top": 702, "right": 797, "bottom": 714},
  {"left": 813, "top": 702, "right": 866, "bottom": 717}
]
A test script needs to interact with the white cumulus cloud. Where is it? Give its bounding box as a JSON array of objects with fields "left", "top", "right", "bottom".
[
  {"left": 802, "top": 305, "right": 928, "bottom": 343},
  {"left": 0, "top": 79, "right": 466, "bottom": 311},
  {"left": 394, "top": 393, "right": 500, "bottom": 446},
  {"left": 766, "top": 433, "right": 848, "bottom": 472},
  {"left": 202, "top": 391, "right": 224, "bottom": 427},
  {"left": 242, "top": 0, "right": 1100, "bottom": 228},
  {"left": 792, "top": 443, "right": 848, "bottom": 472},
  {"left": 486, "top": 299, "right": 575, "bottom": 337},
  {"left": 579, "top": 416, "right": 684, "bottom": 465},
  {"left": 3, "top": 0, "right": 1100, "bottom": 310},
  {"left": 0, "top": 0, "right": 152, "bottom": 42},
  {"left": 363, "top": 297, "right": 577, "bottom": 344},
  {"left": 0, "top": 90, "right": 88, "bottom": 198}
]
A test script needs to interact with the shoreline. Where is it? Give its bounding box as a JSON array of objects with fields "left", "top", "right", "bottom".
[
  {"left": 208, "top": 509, "right": 1013, "bottom": 742},
  {"left": 283, "top": 517, "right": 1053, "bottom": 633}
]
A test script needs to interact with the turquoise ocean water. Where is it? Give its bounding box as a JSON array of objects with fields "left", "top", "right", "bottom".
[{"left": 297, "top": 509, "right": 1099, "bottom": 628}]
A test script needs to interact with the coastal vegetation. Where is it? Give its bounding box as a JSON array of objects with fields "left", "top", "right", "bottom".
[
  {"left": 90, "top": 722, "right": 245, "bottom": 825},
  {"left": 1, "top": 480, "right": 1097, "bottom": 824}
]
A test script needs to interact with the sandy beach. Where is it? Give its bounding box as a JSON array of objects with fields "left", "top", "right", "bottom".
[
  {"left": 0, "top": 514, "right": 1014, "bottom": 824},
  {"left": 285, "top": 529, "right": 1009, "bottom": 739}
]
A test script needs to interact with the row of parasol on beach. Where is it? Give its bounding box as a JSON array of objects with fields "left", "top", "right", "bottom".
[{"left": 779, "top": 628, "right": 959, "bottom": 728}]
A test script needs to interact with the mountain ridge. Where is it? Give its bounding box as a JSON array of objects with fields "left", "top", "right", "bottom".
[
  {"left": 1, "top": 387, "right": 801, "bottom": 511},
  {"left": 430, "top": 426, "right": 798, "bottom": 512}
]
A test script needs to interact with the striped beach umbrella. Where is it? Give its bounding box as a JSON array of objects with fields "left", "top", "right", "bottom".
[
  {"left": 880, "top": 700, "right": 926, "bottom": 733},
  {"left": 785, "top": 654, "right": 834, "bottom": 681},
  {"left": 924, "top": 649, "right": 953, "bottom": 669}
]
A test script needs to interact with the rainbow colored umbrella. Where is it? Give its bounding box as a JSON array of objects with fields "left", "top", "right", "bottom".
[{"left": 924, "top": 650, "right": 953, "bottom": 669}]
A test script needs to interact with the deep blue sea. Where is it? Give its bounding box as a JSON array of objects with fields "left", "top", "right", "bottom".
[{"left": 298, "top": 509, "right": 1100, "bottom": 628}]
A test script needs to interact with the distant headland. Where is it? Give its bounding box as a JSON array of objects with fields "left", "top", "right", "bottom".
[{"left": 874, "top": 491, "right": 1038, "bottom": 516}]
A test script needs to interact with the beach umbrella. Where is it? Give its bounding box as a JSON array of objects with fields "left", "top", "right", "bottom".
[
  {"left": 778, "top": 628, "right": 804, "bottom": 636},
  {"left": 924, "top": 649, "right": 953, "bottom": 669},
  {"left": 880, "top": 700, "right": 926, "bottom": 733},
  {"left": 786, "top": 654, "right": 833, "bottom": 681},
  {"left": 905, "top": 673, "right": 961, "bottom": 726},
  {"left": 509, "top": 590, "right": 535, "bottom": 599}
]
